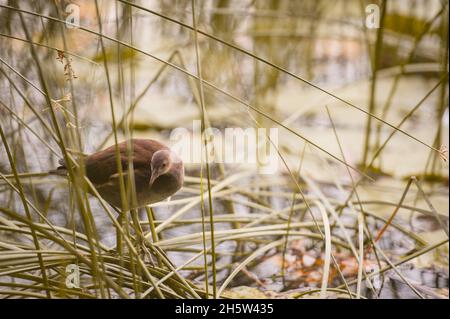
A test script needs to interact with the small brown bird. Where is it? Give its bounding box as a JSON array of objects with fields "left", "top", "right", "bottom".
[{"left": 54, "top": 139, "right": 184, "bottom": 209}]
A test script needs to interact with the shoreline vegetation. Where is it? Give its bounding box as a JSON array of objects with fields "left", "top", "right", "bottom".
[{"left": 0, "top": 0, "right": 448, "bottom": 299}]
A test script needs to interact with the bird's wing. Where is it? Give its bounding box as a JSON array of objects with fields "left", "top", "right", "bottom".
[
  {"left": 132, "top": 139, "right": 169, "bottom": 153},
  {"left": 85, "top": 141, "right": 153, "bottom": 185}
]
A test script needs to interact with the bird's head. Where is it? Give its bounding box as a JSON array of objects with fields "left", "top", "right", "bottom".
[{"left": 150, "top": 149, "right": 179, "bottom": 186}]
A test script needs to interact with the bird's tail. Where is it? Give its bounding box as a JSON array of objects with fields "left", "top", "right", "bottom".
[{"left": 48, "top": 159, "right": 68, "bottom": 176}]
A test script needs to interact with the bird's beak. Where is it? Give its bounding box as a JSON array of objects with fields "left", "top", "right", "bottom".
[{"left": 149, "top": 171, "right": 159, "bottom": 187}]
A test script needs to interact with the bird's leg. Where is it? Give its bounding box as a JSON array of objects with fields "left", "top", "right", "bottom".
[
  {"left": 116, "top": 213, "right": 124, "bottom": 256},
  {"left": 145, "top": 207, "right": 162, "bottom": 267},
  {"left": 130, "top": 209, "right": 156, "bottom": 266},
  {"left": 130, "top": 209, "right": 142, "bottom": 247}
]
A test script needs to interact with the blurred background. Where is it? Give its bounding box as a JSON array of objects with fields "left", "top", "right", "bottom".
[{"left": 0, "top": 0, "right": 448, "bottom": 299}]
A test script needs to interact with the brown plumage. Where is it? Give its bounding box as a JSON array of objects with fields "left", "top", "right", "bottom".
[{"left": 55, "top": 139, "right": 184, "bottom": 209}]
